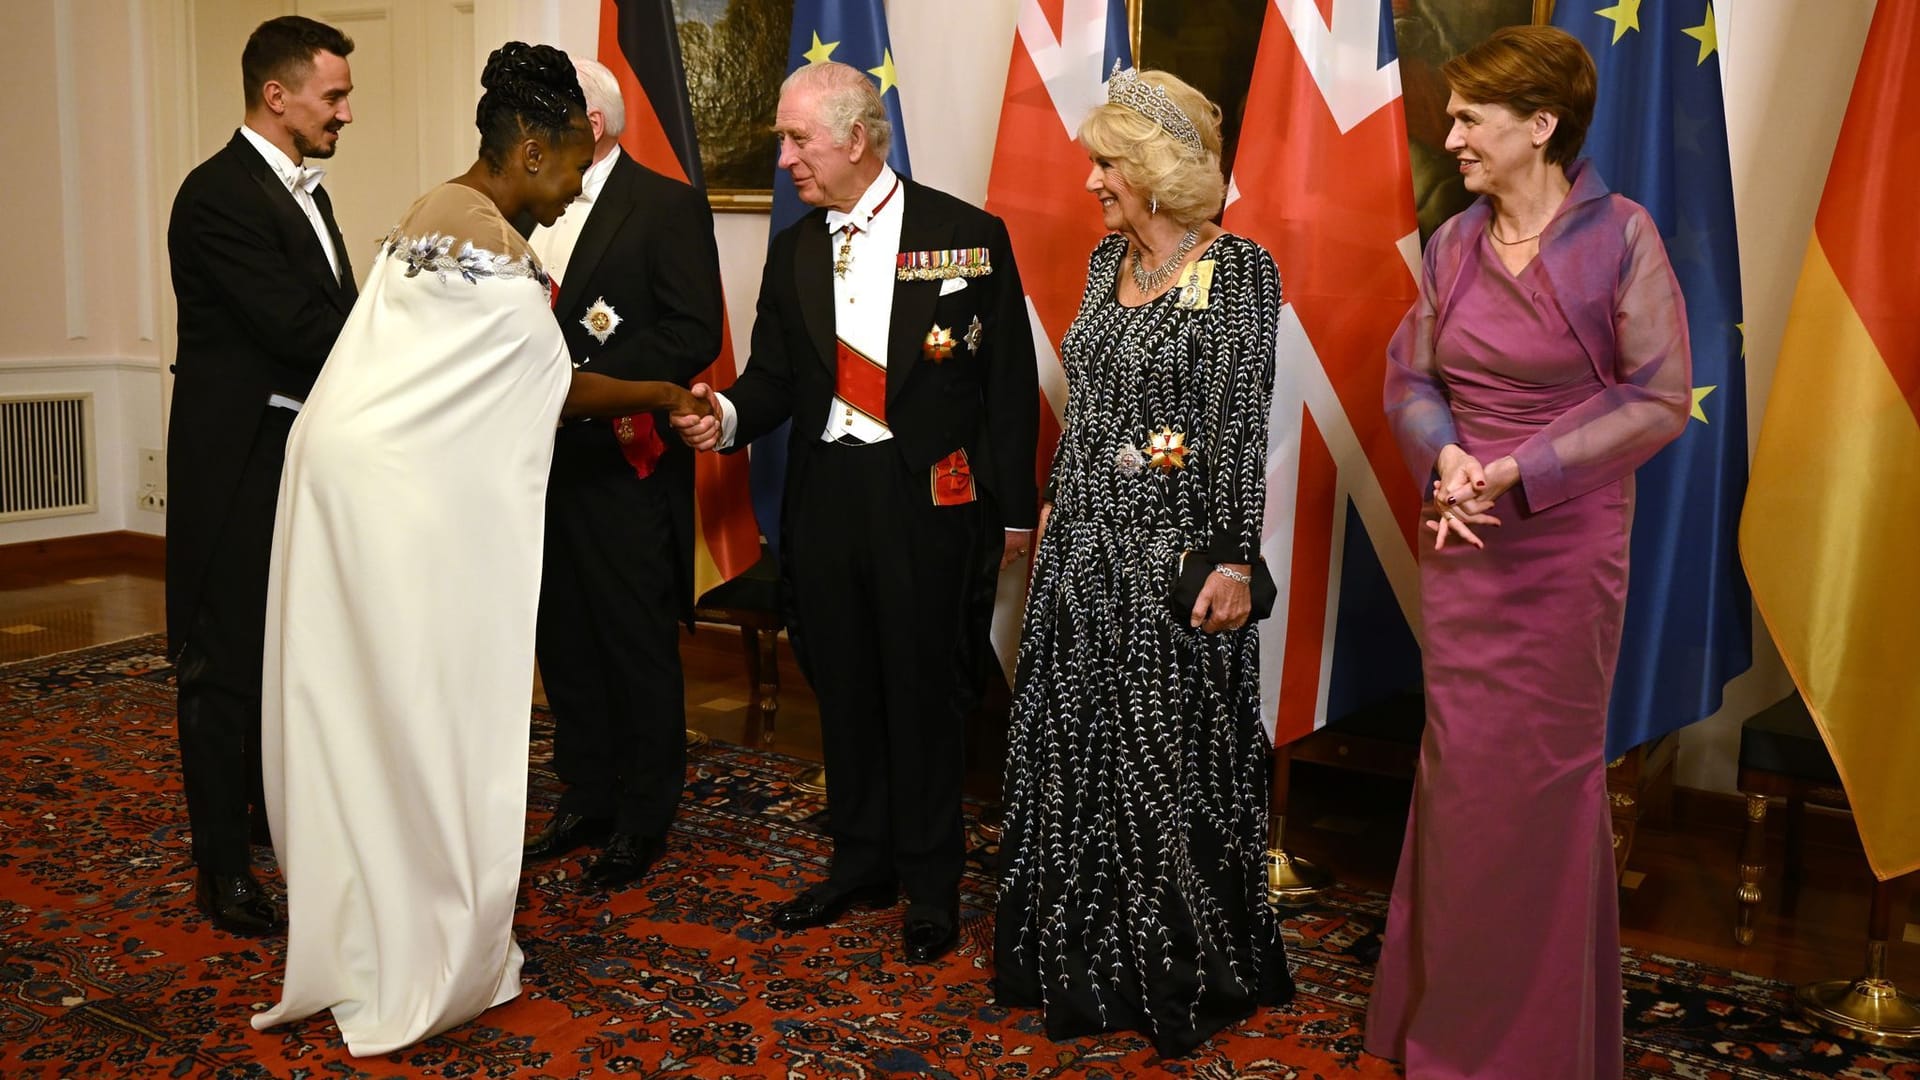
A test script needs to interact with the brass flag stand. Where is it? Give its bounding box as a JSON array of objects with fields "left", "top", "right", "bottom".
[
  {"left": 793, "top": 764, "right": 829, "bottom": 795},
  {"left": 1266, "top": 740, "right": 1327, "bottom": 905},
  {"left": 1797, "top": 875, "right": 1920, "bottom": 1047}
]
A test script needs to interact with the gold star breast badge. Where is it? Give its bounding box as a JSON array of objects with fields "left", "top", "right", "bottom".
[
  {"left": 1145, "top": 426, "right": 1189, "bottom": 470},
  {"left": 923, "top": 324, "right": 955, "bottom": 363}
]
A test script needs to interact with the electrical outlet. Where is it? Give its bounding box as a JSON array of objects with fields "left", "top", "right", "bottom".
[
  {"left": 136, "top": 485, "right": 167, "bottom": 513},
  {"left": 138, "top": 448, "right": 165, "bottom": 487}
]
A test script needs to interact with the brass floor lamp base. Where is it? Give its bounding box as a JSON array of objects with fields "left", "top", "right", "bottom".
[
  {"left": 1266, "top": 847, "right": 1328, "bottom": 907},
  {"left": 684, "top": 727, "right": 711, "bottom": 749},
  {"left": 792, "top": 764, "right": 829, "bottom": 795},
  {"left": 976, "top": 805, "right": 1004, "bottom": 843},
  {"left": 1797, "top": 975, "right": 1920, "bottom": 1048}
]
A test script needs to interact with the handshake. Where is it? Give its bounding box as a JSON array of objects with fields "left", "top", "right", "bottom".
[
  {"left": 560, "top": 374, "right": 714, "bottom": 426},
  {"left": 665, "top": 382, "right": 714, "bottom": 423},
  {"left": 669, "top": 383, "right": 722, "bottom": 452}
]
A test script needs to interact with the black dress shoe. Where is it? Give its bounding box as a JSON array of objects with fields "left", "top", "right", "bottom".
[
  {"left": 582, "top": 833, "right": 666, "bottom": 889},
  {"left": 766, "top": 881, "right": 897, "bottom": 931},
  {"left": 523, "top": 812, "right": 612, "bottom": 860},
  {"left": 194, "top": 869, "right": 283, "bottom": 936},
  {"left": 902, "top": 917, "right": 958, "bottom": 964}
]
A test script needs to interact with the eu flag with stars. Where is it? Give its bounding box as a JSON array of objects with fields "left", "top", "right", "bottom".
[
  {"left": 747, "top": 0, "right": 914, "bottom": 549},
  {"left": 1554, "top": 2, "right": 1752, "bottom": 758}
]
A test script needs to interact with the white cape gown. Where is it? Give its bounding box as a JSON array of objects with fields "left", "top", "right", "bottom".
[{"left": 252, "top": 184, "right": 570, "bottom": 1056}]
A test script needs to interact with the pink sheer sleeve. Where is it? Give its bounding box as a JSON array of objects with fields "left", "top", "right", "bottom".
[
  {"left": 1383, "top": 243, "right": 1459, "bottom": 486},
  {"left": 1510, "top": 207, "right": 1692, "bottom": 512}
]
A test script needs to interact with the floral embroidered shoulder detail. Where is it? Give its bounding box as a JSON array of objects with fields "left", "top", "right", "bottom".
[{"left": 376, "top": 229, "right": 551, "bottom": 289}]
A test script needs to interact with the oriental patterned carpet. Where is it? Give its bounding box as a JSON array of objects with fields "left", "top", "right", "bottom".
[{"left": 2, "top": 636, "right": 1915, "bottom": 1079}]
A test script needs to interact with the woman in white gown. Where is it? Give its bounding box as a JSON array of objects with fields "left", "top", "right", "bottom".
[{"left": 251, "top": 42, "right": 708, "bottom": 1056}]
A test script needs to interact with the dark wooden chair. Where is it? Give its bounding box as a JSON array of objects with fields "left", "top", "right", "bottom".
[
  {"left": 1735, "top": 692, "right": 1849, "bottom": 945},
  {"left": 691, "top": 547, "right": 783, "bottom": 747}
]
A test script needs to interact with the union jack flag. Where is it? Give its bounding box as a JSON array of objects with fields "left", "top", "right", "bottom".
[{"left": 1223, "top": 0, "right": 1424, "bottom": 743}]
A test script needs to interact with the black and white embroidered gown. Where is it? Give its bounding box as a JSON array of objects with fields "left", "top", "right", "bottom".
[{"left": 993, "top": 233, "right": 1293, "bottom": 1058}]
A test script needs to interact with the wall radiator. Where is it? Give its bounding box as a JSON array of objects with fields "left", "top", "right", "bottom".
[{"left": 0, "top": 393, "right": 96, "bottom": 523}]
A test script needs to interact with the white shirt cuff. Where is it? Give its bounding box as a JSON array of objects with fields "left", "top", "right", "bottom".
[{"left": 714, "top": 390, "right": 738, "bottom": 450}]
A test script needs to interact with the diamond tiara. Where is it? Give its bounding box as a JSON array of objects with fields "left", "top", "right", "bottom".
[{"left": 1106, "top": 62, "right": 1204, "bottom": 154}]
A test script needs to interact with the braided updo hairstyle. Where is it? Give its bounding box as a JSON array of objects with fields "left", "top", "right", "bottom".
[{"left": 476, "top": 41, "right": 588, "bottom": 171}]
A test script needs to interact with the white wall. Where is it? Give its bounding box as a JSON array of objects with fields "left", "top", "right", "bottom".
[
  {"left": 0, "top": 0, "right": 1880, "bottom": 792},
  {"left": 0, "top": 1, "right": 171, "bottom": 541}
]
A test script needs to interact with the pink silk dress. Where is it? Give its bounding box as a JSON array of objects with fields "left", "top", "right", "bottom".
[{"left": 1364, "top": 162, "right": 1691, "bottom": 1079}]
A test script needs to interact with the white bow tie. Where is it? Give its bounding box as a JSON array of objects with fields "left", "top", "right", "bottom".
[{"left": 291, "top": 166, "right": 326, "bottom": 195}]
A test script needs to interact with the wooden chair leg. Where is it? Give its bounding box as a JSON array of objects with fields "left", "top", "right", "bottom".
[
  {"left": 1785, "top": 794, "right": 1807, "bottom": 888},
  {"left": 1737, "top": 792, "right": 1769, "bottom": 946},
  {"left": 737, "top": 625, "right": 764, "bottom": 745},
  {"left": 755, "top": 626, "right": 780, "bottom": 747}
]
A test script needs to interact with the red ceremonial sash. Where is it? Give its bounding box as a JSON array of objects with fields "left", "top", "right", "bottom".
[{"left": 835, "top": 338, "right": 887, "bottom": 425}]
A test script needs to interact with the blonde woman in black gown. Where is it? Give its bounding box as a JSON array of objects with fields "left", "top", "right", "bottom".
[{"left": 992, "top": 67, "right": 1293, "bottom": 1058}]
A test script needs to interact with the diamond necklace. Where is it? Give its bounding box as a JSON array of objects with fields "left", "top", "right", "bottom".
[{"left": 1129, "top": 227, "right": 1200, "bottom": 295}]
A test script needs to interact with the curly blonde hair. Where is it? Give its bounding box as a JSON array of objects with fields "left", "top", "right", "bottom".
[{"left": 1077, "top": 70, "right": 1224, "bottom": 226}]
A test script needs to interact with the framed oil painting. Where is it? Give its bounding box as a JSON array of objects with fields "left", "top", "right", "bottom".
[{"left": 675, "top": 0, "right": 792, "bottom": 211}]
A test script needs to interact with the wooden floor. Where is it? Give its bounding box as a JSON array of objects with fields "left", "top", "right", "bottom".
[{"left": 3, "top": 536, "right": 1915, "bottom": 996}]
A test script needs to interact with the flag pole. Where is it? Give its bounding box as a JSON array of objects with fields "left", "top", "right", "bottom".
[{"left": 1265, "top": 739, "right": 1326, "bottom": 905}]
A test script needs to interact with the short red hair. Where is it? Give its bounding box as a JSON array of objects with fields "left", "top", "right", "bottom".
[{"left": 1442, "top": 25, "right": 1596, "bottom": 167}]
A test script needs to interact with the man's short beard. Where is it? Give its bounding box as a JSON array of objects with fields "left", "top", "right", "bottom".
[{"left": 293, "top": 128, "right": 338, "bottom": 160}]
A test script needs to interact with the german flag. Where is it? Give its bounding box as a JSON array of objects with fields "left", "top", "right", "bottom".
[
  {"left": 1740, "top": 0, "right": 1920, "bottom": 880},
  {"left": 599, "top": 0, "right": 759, "bottom": 595}
]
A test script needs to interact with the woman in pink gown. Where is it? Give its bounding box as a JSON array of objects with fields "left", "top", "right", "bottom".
[{"left": 1363, "top": 27, "right": 1691, "bottom": 1079}]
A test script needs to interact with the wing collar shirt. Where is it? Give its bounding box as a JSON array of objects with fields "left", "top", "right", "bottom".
[
  {"left": 239, "top": 124, "right": 342, "bottom": 284},
  {"left": 714, "top": 165, "right": 903, "bottom": 449}
]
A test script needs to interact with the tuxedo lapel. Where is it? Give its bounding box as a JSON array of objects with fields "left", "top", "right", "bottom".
[
  {"left": 231, "top": 135, "right": 351, "bottom": 307},
  {"left": 554, "top": 152, "right": 639, "bottom": 317},
  {"left": 886, "top": 189, "right": 953, "bottom": 404},
  {"left": 312, "top": 187, "right": 356, "bottom": 308},
  {"left": 793, "top": 215, "right": 835, "bottom": 372}
]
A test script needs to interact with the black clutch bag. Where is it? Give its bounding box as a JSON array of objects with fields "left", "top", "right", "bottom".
[{"left": 1170, "top": 551, "right": 1278, "bottom": 623}]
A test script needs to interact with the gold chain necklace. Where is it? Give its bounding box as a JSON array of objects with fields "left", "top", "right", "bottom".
[
  {"left": 1489, "top": 223, "right": 1543, "bottom": 245},
  {"left": 1129, "top": 227, "right": 1200, "bottom": 294}
]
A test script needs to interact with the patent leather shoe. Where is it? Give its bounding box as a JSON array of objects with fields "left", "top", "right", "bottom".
[
  {"left": 902, "top": 917, "right": 957, "bottom": 964},
  {"left": 765, "top": 881, "right": 896, "bottom": 931},
  {"left": 523, "top": 812, "right": 612, "bottom": 860},
  {"left": 194, "top": 869, "right": 283, "bottom": 936},
  {"left": 582, "top": 832, "right": 666, "bottom": 889}
]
